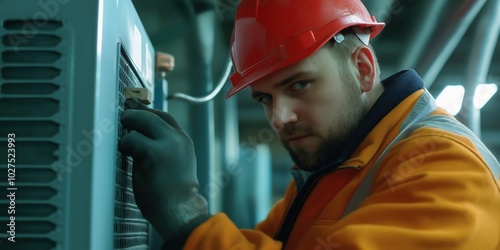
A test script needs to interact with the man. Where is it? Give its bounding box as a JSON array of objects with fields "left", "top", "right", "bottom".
[{"left": 120, "top": 0, "right": 500, "bottom": 249}]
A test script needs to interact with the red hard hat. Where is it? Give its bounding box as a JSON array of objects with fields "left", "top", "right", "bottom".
[{"left": 226, "top": 0, "right": 385, "bottom": 98}]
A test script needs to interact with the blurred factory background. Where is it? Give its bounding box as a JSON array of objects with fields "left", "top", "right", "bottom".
[{"left": 132, "top": 0, "right": 500, "bottom": 225}]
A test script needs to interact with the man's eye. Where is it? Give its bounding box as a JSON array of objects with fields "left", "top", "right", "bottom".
[
  {"left": 291, "top": 81, "right": 309, "bottom": 91},
  {"left": 257, "top": 95, "right": 272, "bottom": 104}
]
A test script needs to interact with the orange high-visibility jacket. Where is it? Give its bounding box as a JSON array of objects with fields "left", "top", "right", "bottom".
[{"left": 184, "top": 70, "right": 500, "bottom": 249}]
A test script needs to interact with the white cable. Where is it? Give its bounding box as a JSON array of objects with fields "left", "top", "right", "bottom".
[{"left": 168, "top": 58, "right": 232, "bottom": 103}]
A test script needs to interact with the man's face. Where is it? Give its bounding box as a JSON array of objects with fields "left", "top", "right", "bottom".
[{"left": 250, "top": 48, "right": 366, "bottom": 171}]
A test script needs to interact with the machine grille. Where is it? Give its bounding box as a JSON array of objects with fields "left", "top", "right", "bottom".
[
  {"left": 1, "top": 18, "right": 151, "bottom": 250},
  {"left": 0, "top": 19, "right": 64, "bottom": 249},
  {"left": 114, "top": 47, "right": 150, "bottom": 249}
]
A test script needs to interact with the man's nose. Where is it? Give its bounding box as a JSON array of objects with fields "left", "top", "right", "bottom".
[{"left": 271, "top": 98, "right": 298, "bottom": 130}]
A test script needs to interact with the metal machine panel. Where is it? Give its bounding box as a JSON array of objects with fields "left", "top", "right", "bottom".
[{"left": 0, "top": 0, "right": 156, "bottom": 249}]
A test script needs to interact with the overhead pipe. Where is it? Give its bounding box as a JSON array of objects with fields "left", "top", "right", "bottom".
[
  {"left": 399, "top": 1, "right": 448, "bottom": 70},
  {"left": 457, "top": 0, "right": 500, "bottom": 137},
  {"left": 413, "top": 0, "right": 487, "bottom": 88}
]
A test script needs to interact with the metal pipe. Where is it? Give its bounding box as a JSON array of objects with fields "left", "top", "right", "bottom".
[
  {"left": 220, "top": 83, "right": 242, "bottom": 224},
  {"left": 399, "top": 1, "right": 447, "bottom": 69},
  {"left": 178, "top": 0, "right": 217, "bottom": 212},
  {"left": 457, "top": 0, "right": 500, "bottom": 137},
  {"left": 154, "top": 52, "right": 175, "bottom": 111},
  {"left": 413, "top": 0, "right": 487, "bottom": 88}
]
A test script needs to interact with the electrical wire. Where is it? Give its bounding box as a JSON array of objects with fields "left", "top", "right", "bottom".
[{"left": 167, "top": 57, "right": 232, "bottom": 103}]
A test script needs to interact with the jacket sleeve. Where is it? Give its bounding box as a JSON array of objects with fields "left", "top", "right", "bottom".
[
  {"left": 300, "top": 129, "right": 500, "bottom": 249},
  {"left": 182, "top": 180, "right": 297, "bottom": 249}
]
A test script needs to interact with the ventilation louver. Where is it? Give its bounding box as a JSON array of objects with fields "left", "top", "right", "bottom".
[{"left": 0, "top": 19, "right": 64, "bottom": 249}]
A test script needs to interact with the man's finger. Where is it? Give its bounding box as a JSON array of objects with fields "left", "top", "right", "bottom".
[
  {"left": 119, "top": 129, "right": 155, "bottom": 160},
  {"left": 121, "top": 109, "right": 176, "bottom": 140}
]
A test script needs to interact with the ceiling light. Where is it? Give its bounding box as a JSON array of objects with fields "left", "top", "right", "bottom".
[
  {"left": 436, "top": 85, "right": 465, "bottom": 115},
  {"left": 473, "top": 83, "right": 498, "bottom": 109}
]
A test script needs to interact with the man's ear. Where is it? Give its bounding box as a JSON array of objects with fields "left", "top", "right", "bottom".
[{"left": 351, "top": 46, "right": 376, "bottom": 93}]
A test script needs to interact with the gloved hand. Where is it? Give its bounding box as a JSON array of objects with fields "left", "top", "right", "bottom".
[{"left": 119, "top": 99, "right": 210, "bottom": 246}]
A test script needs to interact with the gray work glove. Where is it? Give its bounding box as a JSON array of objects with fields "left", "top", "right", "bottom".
[{"left": 119, "top": 99, "right": 210, "bottom": 246}]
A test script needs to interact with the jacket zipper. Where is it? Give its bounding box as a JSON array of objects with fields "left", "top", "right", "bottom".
[{"left": 275, "top": 159, "right": 344, "bottom": 248}]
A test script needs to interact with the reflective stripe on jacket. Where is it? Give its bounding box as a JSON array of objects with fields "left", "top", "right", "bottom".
[{"left": 184, "top": 70, "right": 500, "bottom": 249}]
